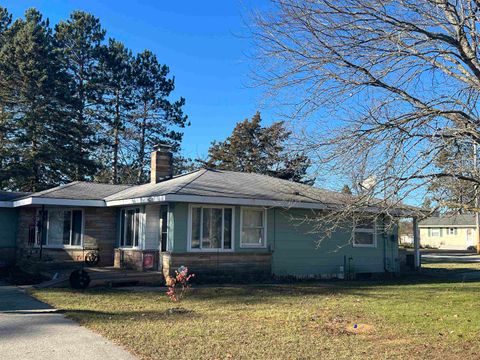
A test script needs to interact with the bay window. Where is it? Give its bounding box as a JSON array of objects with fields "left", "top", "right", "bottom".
[
  {"left": 240, "top": 207, "right": 266, "bottom": 248},
  {"left": 36, "top": 209, "right": 83, "bottom": 247},
  {"left": 190, "top": 205, "right": 233, "bottom": 251},
  {"left": 120, "top": 208, "right": 141, "bottom": 247},
  {"left": 353, "top": 219, "right": 376, "bottom": 247}
]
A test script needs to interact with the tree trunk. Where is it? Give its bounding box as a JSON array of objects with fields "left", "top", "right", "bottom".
[
  {"left": 112, "top": 91, "right": 120, "bottom": 184},
  {"left": 136, "top": 101, "right": 147, "bottom": 184}
]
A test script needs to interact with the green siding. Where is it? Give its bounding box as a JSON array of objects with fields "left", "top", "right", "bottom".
[
  {"left": 170, "top": 203, "right": 399, "bottom": 277},
  {"left": 0, "top": 208, "right": 18, "bottom": 248},
  {"left": 271, "top": 209, "right": 398, "bottom": 276}
]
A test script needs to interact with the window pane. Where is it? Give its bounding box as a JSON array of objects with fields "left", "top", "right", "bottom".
[
  {"left": 125, "top": 210, "right": 133, "bottom": 246},
  {"left": 48, "top": 210, "right": 68, "bottom": 246},
  {"left": 354, "top": 232, "right": 374, "bottom": 245},
  {"left": 38, "top": 210, "right": 48, "bottom": 245},
  {"left": 160, "top": 205, "right": 168, "bottom": 252},
  {"left": 72, "top": 210, "right": 82, "bottom": 246},
  {"left": 243, "top": 209, "right": 263, "bottom": 227},
  {"left": 120, "top": 210, "right": 125, "bottom": 246},
  {"left": 134, "top": 209, "right": 140, "bottom": 247},
  {"left": 191, "top": 207, "right": 201, "bottom": 248},
  {"left": 242, "top": 228, "right": 263, "bottom": 245},
  {"left": 63, "top": 211, "right": 72, "bottom": 245},
  {"left": 224, "top": 208, "right": 232, "bottom": 249},
  {"left": 202, "top": 208, "right": 222, "bottom": 249}
]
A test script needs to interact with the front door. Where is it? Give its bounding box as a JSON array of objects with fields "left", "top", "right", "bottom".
[
  {"left": 159, "top": 205, "right": 168, "bottom": 252},
  {"left": 466, "top": 228, "right": 475, "bottom": 249}
]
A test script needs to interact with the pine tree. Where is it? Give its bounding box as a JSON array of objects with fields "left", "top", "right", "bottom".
[
  {"left": 0, "top": 9, "right": 71, "bottom": 191},
  {"left": 97, "top": 39, "right": 134, "bottom": 184},
  {"left": 54, "top": 11, "right": 105, "bottom": 181},
  {"left": 205, "top": 112, "right": 314, "bottom": 184},
  {"left": 341, "top": 185, "right": 353, "bottom": 195},
  {"left": 0, "top": 7, "right": 12, "bottom": 185},
  {"left": 129, "top": 50, "right": 188, "bottom": 183}
]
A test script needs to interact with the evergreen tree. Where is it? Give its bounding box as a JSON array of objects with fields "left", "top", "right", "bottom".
[
  {"left": 205, "top": 112, "right": 313, "bottom": 184},
  {"left": 0, "top": 7, "right": 12, "bottom": 182},
  {"left": 98, "top": 39, "right": 134, "bottom": 184},
  {"left": 129, "top": 50, "right": 188, "bottom": 184},
  {"left": 54, "top": 11, "right": 105, "bottom": 180},
  {"left": 341, "top": 185, "right": 352, "bottom": 195},
  {"left": 0, "top": 9, "right": 71, "bottom": 191}
]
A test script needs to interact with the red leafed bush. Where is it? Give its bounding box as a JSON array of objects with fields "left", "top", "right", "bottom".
[{"left": 165, "top": 266, "right": 195, "bottom": 302}]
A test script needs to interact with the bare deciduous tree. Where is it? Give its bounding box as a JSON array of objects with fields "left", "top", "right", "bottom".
[{"left": 252, "top": 0, "right": 480, "bottom": 225}]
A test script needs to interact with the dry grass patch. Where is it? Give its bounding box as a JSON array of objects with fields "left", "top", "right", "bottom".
[{"left": 32, "top": 280, "right": 480, "bottom": 360}]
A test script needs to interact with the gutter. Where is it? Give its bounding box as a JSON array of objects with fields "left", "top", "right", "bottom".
[{"left": 13, "top": 197, "right": 106, "bottom": 208}]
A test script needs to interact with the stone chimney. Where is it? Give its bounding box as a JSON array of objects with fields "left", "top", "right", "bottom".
[{"left": 150, "top": 144, "right": 173, "bottom": 183}]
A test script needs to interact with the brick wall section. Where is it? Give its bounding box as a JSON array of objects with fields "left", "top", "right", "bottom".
[{"left": 16, "top": 207, "right": 117, "bottom": 266}]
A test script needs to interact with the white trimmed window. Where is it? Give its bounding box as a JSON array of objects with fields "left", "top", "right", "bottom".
[
  {"left": 353, "top": 219, "right": 376, "bottom": 247},
  {"left": 429, "top": 228, "right": 441, "bottom": 237},
  {"left": 447, "top": 227, "right": 457, "bottom": 235},
  {"left": 36, "top": 209, "right": 84, "bottom": 247},
  {"left": 120, "top": 208, "right": 141, "bottom": 247},
  {"left": 240, "top": 207, "right": 267, "bottom": 248},
  {"left": 189, "top": 205, "right": 233, "bottom": 251}
]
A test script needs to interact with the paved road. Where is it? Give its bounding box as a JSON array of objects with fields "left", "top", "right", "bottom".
[
  {"left": 0, "top": 283, "right": 137, "bottom": 360},
  {"left": 422, "top": 250, "right": 480, "bottom": 262}
]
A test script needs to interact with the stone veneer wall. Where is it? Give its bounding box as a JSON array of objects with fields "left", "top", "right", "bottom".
[
  {"left": 161, "top": 252, "right": 272, "bottom": 281},
  {"left": 16, "top": 207, "right": 117, "bottom": 266}
]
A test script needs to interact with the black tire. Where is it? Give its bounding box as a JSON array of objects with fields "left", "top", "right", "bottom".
[{"left": 69, "top": 270, "right": 91, "bottom": 289}]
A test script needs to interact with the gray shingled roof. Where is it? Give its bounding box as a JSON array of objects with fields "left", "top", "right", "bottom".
[
  {"left": 105, "top": 169, "right": 353, "bottom": 205},
  {"left": 419, "top": 214, "right": 476, "bottom": 227},
  {"left": 20, "top": 181, "right": 131, "bottom": 201},
  {"left": 10, "top": 169, "right": 416, "bottom": 213},
  {"left": 0, "top": 190, "right": 31, "bottom": 201}
]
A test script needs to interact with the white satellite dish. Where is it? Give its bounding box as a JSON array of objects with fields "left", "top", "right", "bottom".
[{"left": 359, "top": 176, "right": 377, "bottom": 191}]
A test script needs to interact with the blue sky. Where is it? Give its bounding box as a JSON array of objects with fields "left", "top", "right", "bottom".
[{"left": 7, "top": 0, "right": 273, "bottom": 160}]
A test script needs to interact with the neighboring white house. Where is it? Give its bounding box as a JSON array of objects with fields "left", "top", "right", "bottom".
[{"left": 419, "top": 215, "right": 476, "bottom": 250}]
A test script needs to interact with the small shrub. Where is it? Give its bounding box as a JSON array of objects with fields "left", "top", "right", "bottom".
[{"left": 165, "top": 266, "right": 195, "bottom": 302}]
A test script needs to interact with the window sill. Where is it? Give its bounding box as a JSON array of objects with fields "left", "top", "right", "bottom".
[
  {"left": 34, "top": 245, "right": 84, "bottom": 250},
  {"left": 239, "top": 244, "right": 267, "bottom": 249},
  {"left": 352, "top": 244, "right": 376, "bottom": 248},
  {"left": 188, "top": 249, "right": 234, "bottom": 253}
]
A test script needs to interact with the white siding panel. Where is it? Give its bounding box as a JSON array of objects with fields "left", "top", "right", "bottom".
[{"left": 145, "top": 204, "right": 160, "bottom": 250}]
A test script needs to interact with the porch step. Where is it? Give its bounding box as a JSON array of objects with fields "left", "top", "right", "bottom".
[{"left": 35, "top": 268, "right": 164, "bottom": 289}]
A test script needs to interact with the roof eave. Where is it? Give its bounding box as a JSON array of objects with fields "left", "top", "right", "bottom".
[
  {"left": 13, "top": 197, "right": 106, "bottom": 208},
  {"left": 0, "top": 201, "right": 13, "bottom": 208}
]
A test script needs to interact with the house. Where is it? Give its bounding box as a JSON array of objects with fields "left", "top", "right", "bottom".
[
  {"left": 0, "top": 190, "right": 30, "bottom": 267},
  {"left": 419, "top": 215, "right": 477, "bottom": 250},
  {"left": 0, "top": 147, "right": 414, "bottom": 280}
]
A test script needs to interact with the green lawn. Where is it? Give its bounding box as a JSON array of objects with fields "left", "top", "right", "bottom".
[{"left": 31, "top": 276, "right": 480, "bottom": 360}]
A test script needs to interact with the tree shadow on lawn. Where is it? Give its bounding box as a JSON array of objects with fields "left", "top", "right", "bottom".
[
  {"left": 59, "top": 273, "right": 480, "bottom": 308},
  {"left": 60, "top": 307, "right": 202, "bottom": 323}
]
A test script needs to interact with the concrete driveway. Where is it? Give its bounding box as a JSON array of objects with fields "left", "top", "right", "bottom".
[{"left": 0, "top": 283, "right": 137, "bottom": 360}]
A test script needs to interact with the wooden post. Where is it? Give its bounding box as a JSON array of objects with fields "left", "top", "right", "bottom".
[{"left": 412, "top": 217, "right": 421, "bottom": 270}]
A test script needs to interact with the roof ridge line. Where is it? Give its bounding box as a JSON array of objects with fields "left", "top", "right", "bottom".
[{"left": 172, "top": 169, "right": 208, "bottom": 195}]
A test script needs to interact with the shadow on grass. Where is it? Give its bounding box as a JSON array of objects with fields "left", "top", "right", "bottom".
[{"left": 62, "top": 307, "right": 200, "bottom": 322}]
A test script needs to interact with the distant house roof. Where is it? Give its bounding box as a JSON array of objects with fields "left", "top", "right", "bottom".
[{"left": 419, "top": 214, "right": 476, "bottom": 227}]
